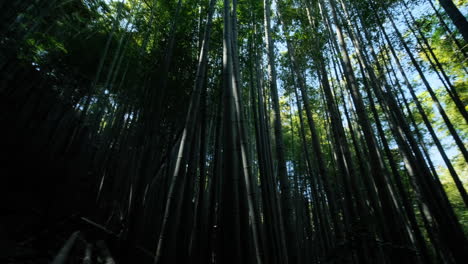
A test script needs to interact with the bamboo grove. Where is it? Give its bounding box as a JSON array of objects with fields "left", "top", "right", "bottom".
[{"left": 1, "top": 0, "right": 467, "bottom": 263}]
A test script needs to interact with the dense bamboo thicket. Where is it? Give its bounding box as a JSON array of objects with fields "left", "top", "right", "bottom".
[{"left": 1, "top": 0, "right": 467, "bottom": 263}]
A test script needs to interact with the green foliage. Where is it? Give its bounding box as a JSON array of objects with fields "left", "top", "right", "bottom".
[
  {"left": 438, "top": 152, "right": 468, "bottom": 234},
  {"left": 456, "top": 0, "right": 468, "bottom": 7},
  {"left": 439, "top": 80, "right": 468, "bottom": 139}
]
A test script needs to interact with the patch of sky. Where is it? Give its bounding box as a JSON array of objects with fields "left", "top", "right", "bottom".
[
  {"left": 270, "top": 0, "right": 466, "bottom": 172},
  {"left": 397, "top": 1, "right": 466, "bottom": 169}
]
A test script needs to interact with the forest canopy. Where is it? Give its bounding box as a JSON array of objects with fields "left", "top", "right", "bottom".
[{"left": 1, "top": 0, "right": 467, "bottom": 263}]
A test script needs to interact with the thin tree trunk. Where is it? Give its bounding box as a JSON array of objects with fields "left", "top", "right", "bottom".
[
  {"left": 438, "top": 0, "right": 468, "bottom": 42},
  {"left": 263, "top": 0, "right": 295, "bottom": 262}
]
